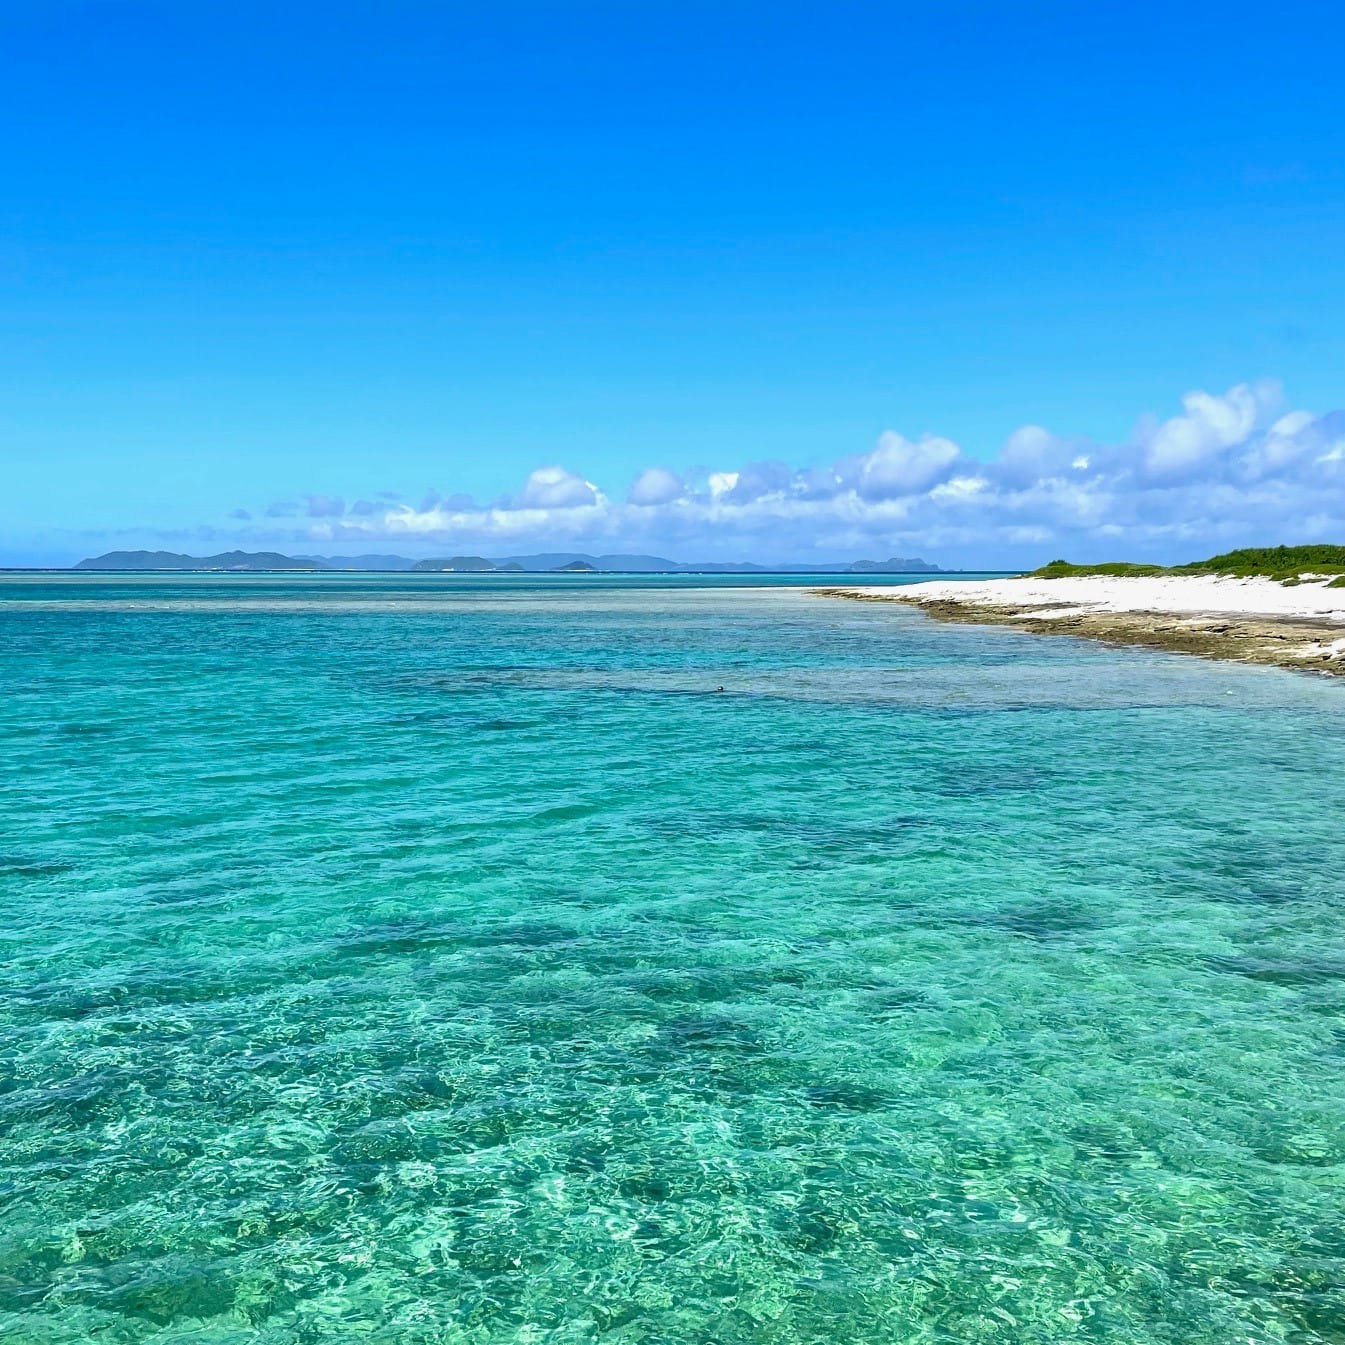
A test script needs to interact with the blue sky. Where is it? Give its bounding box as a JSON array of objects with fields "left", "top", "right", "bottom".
[{"left": 2, "top": 0, "right": 1342, "bottom": 565}]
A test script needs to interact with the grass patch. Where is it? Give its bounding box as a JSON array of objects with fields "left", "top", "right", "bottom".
[
  {"left": 1032, "top": 560, "right": 1169, "bottom": 579},
  {"left": 1032, "top": 544, "right": 1345, "bottom": 583}
]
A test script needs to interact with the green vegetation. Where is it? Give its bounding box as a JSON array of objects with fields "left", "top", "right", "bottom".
[
  {"left": 410, "top": 555, "right": 498, "bottom": 572},
  {"left": 1198, "top": 545, "right": 1345, "bottom": 577},
  {"left": 1032, "top": 560, "right": 1169, "bottom": 578},
  {"left": 1032, "top": 545, "right": 1345, "bottom": 585}
]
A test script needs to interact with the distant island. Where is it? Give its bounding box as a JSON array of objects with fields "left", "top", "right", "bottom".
[
  {"left": 75, "top": 550, "right": 329, "bottom": 572},
  {"left": 73, "top": 550, "right": 947, "bottom": 575}
]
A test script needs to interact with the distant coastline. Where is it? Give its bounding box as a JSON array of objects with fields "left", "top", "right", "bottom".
[{"left": 63, "top": 548, "right": 949, "bottom": 576}]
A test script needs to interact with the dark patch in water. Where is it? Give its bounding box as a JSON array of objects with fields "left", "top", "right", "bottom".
[
  {"left": 996, "top": 903, "right": 1094, "bottom": 939},
  {"left": 788, "top": 1207, "right": 844, "bottom": 1253},
  {"left": 659, "top": 1014, "right": 766, "bottom": 1056},
  {"left": 638, "top": 810, "right": 944, "bottom": 853},
  {"left": 97, "top": 1261, "right": 238, "bottom": 1327},
  {"left": 618, "top": 1174, "right": 671, "bottom": 1203},
  {"left": 864, "top": 987, "right": 929, "bottom": 1015},
  {"left": 531, "top": 802, "right": 600, "bottom": 823},
  {"left": 1208, "top": 955, "right": 1345, "bottom": 988},
  {"left": 0, "top": 852, "right": 75, "bottom": 877},
  {"left": 330, "top": 916, "right": 580, "bottom": 962},
  {"left": 331, "top": 928, "right": 467, "bottom": 960},
  {"left": 955, "top": 901, "right": 1095, "bottom": 942},
  {"left": 142, "top": 880, "right": 237, "bottom": 908},
  {"left": 804, "top": 1080, "right": 891, "bottom": 1113},
  {"left": 1069, "top": 1120, "right": 1142, "bottom": 1162},
  {"left": 931, "top": 765, "right": 1049, "bottom": 798},
  {"left": 1205, "top": 886, "right": 1307, "bottom": 907},
  {"left": 626, "top": 964, "right": 811, "bottom": 1005}
]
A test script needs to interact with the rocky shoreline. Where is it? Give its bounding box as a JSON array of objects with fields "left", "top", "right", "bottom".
[{"left": 819, "top": 579, "right": 1345, "bottom": 677}]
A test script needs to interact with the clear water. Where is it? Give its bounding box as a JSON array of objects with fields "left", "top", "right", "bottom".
[{"left": 3, "top": 574, "right": 1344, "bottom": 1344}]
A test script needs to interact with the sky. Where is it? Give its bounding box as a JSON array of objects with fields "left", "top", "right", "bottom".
[{"left": 1, "top": 0, "right": 1342, "bottom": 566}]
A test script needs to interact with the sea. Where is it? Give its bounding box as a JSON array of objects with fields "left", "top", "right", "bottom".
[{"left": 3, "top": 572, "right": 1344, "bottom": 1344}]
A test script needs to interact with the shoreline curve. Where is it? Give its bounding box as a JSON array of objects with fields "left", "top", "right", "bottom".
[{"left": 816, "top": 575, "right": 1345, "bottom": 678}]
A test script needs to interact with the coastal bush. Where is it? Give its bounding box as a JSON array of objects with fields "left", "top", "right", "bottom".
[
  {"left": 1032, "top": 559, "right": 1168, "bottom": 578},
  {"left": 1198, "top": 545, "right": 1345, "bottom": 576},
  {"left": 1032, "top": 544, "right": 1345, "bottom": 582}
]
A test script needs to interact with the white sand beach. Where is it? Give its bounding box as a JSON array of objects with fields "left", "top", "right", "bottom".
[
  {"left": 849, "top": 573, "right": 1345, "bottom": 621},
  {"left": 823, "top": 575, "right": 1345, "bottom": 674}
]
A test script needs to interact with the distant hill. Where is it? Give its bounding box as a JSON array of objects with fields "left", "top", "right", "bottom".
[
  {"left": 504, "top": 552, "right": 682, "bottom": 572},
  {"left": 296, "top": 554, "right": 414, "bottom": 571},
  {"left": 849, "top": 557, "right": 942, "bottom": 573},
  {"left": 409, "top": 553, "right": 945, "bottom": 573},
  {"left": 75, "top": 550, "right": 198, "bottom": 570},
  {"left": 75, "top": 549, "right": 948, "bottom": 574},
  {"left": 76, "top": 550, "right": 327, "bottom": 571},
  {"left": 411, "top": 556, "right": 523, "bottom": 572},
  {"left": 410, "top": 555, "right": 497, "bottom": 572}
]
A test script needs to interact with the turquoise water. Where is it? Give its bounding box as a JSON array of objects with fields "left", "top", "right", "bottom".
[{"left": 3, "top": 574, "right": 1344, "bottom": 1344}]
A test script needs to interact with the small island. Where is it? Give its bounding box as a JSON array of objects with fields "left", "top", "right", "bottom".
[
  {"left": 822, "top": 546, "right": 1345, "bottom": 675},
  {"left": 410, "top": 556, "right": 527, "bottom": 572}
]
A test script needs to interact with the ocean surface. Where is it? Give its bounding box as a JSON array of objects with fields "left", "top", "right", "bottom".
[{"left": 3, "top": 573, "right": 1344, "bottom": 1344}]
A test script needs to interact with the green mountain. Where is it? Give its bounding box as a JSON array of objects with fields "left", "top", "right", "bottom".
[
  {"left": 410, "top": 555, "right": 499, "bottom": 572},
  {"left": 75, "top": 550, "right": 327, "bottom": 571},
  {"left": 848, "top": 557, "right": 942, "bottom": 573}
]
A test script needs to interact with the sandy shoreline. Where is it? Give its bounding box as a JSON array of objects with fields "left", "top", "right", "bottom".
[{"left": 819, "top": 574, "right": 1345, "bottom": 676}]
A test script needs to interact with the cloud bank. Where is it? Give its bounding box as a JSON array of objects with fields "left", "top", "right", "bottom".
[{"left": 230, "top": 382, "right": 1345, "bottom": 565}]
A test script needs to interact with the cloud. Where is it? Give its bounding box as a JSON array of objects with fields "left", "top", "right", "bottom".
[
  {"left": 514, "top": 466, "right": 601, "bottom": 510},
  {"left": 306, "top": 494, "right": 345, "bottom": 518},
  {"left": 265, "top": 500, "right": 298, "bottom": 517},
  {"left": 216, "top": 382, "right": 1345, "bottom": 565},
  {"left": 1141, "top": 381, "right": 1279, "bottom": 480},
  {"left": 628, "top": 467, "right": 685, "bottom": 506},
  {"left": 842, "top": 432, "right": 964, "bottom": 500},
  {"left": 722, "top": 460, "right": 796, "bottom": 504},
  {"left": 228, "top": 507, "right": 252, "bottom": 520}
]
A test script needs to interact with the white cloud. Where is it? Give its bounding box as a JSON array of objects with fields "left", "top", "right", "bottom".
[
  {"left": 219, "top": 383, "right": 1345, "bottom": 565},
  {"left": 515, "top": 466, "right": 601, "bottom": 510},
  {"left": 1141, "top": 381, "right": 1280, "bottom": 480},
  {"left": 723, "top": 460, "right": 794, "bottom": 504},
  {"left": 627, "top": 467, "right": 685, "bottom": 506},
  {"left": 842, "top": 432, "right": 963, "bottom": 499}
]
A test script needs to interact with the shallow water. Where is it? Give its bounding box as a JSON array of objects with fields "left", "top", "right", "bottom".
[{"left": 2, "top": 575, "right": 1344, "bottom": 1343}]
